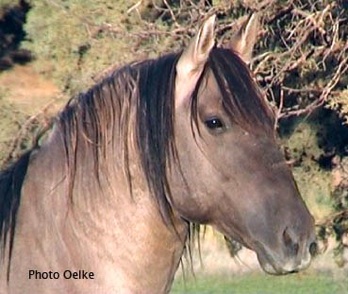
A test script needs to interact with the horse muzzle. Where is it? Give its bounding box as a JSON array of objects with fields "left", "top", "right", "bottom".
[{"left": 254, "top": 230, "right": 318, "bottom": 275}]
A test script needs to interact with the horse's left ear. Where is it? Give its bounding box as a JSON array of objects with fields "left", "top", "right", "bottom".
[
  {"left": 229, "top": 13, "right": 260, "bottom": 65},
  {"left": 175, "top": 15, "right": 215, "bottom": 107}
]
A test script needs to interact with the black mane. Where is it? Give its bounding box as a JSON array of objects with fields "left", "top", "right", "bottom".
[
  {"left": 0, "top": 151, "right": 31, "bottom": 280},
  {"left": 58, "top": 53, "right": 181, "bottom": 223}
]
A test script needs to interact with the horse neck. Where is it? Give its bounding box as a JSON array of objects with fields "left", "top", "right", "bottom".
[{"left": 11, "top": 128, "right": 188, "bottom": 293}]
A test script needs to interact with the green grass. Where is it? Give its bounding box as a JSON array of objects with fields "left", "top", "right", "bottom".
[{"left": 172, "top": 272, "right": 347, "bottom": 294}]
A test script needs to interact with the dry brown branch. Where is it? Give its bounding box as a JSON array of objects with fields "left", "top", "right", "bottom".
[{"left": 279, "top": 50, "right": 348, "bottom": 118}]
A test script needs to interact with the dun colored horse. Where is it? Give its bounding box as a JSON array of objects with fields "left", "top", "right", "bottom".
[{"left": 0, "top": 14, "right": 316, "bottom": 293}]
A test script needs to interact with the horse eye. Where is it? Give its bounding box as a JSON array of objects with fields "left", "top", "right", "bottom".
[{"left": 204, "top": 117, "right": 225, "bottom": 130}]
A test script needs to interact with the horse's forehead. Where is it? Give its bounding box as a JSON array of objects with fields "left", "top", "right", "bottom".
[
  {"left": 204, "top": 69, "right": 219, "bottom": 93},
  {"left": 197, "top": 69, "right": 222, "bottom": 111}
]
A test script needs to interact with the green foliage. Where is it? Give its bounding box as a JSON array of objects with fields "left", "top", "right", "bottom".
[
  {"left": 23, "top": 0, "right": 140, "bottom": 94},
  {"left": 280, "top": 120, "right": 334, "bottom": 219},
  {"left": 22, "top": 0, "right": 193, "bottom": 95},
  {"left": 0, "top": 97, "right": 27, "bottom": 164},
  {"left": 0, "top": 0, "right": 16, "bottom": 7},
  {"left": 327, "top": 89, "right": 348, "bottom": 124}
]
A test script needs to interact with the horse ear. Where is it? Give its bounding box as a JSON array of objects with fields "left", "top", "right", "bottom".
[
  {"left": 175, "top": 15, "right": 215, "bottom": 107},
  {"left": 229, "top": 13, "right": 260, "bottom": 65}
]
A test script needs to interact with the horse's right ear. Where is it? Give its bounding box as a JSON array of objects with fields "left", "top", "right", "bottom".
[
  {"left": 229, "top": 13, "right": 260, "bottom": 65},
  {"left": 175, "top": 15, "right": 215, "bottom": 107}
]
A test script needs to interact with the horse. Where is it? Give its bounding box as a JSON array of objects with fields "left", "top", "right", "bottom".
[{"left": 0, "top": 14, "right": 317, "bottom": 293}]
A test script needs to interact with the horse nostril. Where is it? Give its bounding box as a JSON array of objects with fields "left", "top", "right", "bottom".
[
  {"left": 309, "top": 241, "right": 318, "bottom": 257},
  {"left": 283, "top": 228, "right": 299, "bottom": 256}
]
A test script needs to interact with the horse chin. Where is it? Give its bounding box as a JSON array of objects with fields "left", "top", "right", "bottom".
[
  {"left": 255, "top": 248, "right": 311, "bottom": 276},
  {"left": 256, "top": 254, "right": 286, "bottom": 275},
  {"left": 225, "top": 235, "right": 293, "bottom": 275},
  {"left": 224, "top": 234, "right": 288, "bottom": 275}
]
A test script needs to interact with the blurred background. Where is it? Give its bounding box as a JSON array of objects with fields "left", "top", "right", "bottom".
[{"left": 0, "top": 0, "right": 347, "bottom": 292}]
